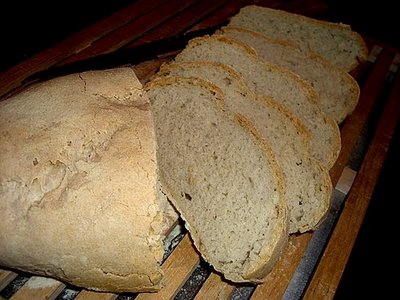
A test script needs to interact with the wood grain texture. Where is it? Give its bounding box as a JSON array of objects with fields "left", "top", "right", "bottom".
[
  {"left": 126, "top": 0, "right": 232, "bottom": 48},
  {"left": 57, "top": 0, "right": 201, "bottom": 66},
  {"left": 75, "top": 290, "right": 117, "bottom": 300},
  {"left": 194, "top": 272, "right": 235, "bottom": 300},
  {"left": 0, "top": 270, "right": 18, "bottom": 291},
  {"left": 9, "top": 276, "right": 65, "bottom": 300}
]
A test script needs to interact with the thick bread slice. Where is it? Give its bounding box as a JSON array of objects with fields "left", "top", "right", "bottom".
[
  {"left": 0, "top": 68, "right": 165, "bottom": 292},
  {"left": 227, "top": 5, "right": 368, "bottom": 72},
  {"left": 174, "top": 35, "right": 341, "bottom": 169},
  {"left": 219, "top": 26, "right": 361, "bottom": 124},
  {"left": 145, "top": 76, "right": 288, "bottom": 282},
  {"left": 157, "top": 61, "right": 333, "bottom": 233}
]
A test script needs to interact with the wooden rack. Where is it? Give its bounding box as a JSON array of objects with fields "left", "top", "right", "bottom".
[{"left": 1, "top": 0, "right": 399, "bottom": 299}]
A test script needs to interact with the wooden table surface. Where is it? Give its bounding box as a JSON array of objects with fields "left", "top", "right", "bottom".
[{"left": 1, "top": 0, "right": 399, "bottom": 299}]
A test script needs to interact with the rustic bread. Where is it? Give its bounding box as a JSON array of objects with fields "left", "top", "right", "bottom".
[
  {"left": 219, "top": 26, "right": 361, "bottom": 123},
  {"left": 157, "top": 61, "right": 332, "bottom": 233},
  {"left": 0, "top": 68, "right": 165, "bottom": 292},
  {"left": 174, "top": 35, "right": 341, "bottom": 169},
  {"left": 227, "top": 5, "right": 368, "bottom": 72},
  {"left": 145, "top": 76, "right": 288, "bottom": 282}
]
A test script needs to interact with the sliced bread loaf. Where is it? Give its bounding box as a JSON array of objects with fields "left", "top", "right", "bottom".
[
  {"left": 145, "top": 76, "right": 288, "bottom": 282},
  {"left": 227, "top": 5, "right": 368, "bottom": 72},
  {"left": 0, "top": 68, "right": 165, "bottom": 292},
  {"left": 219, "top": 26, "right": 361, "bottom": 124},
  {"left": 174, "top": 35, "right": 341, "bottom": 169},
  {"left": 157, "top": 61, "right": 332, "bottom": 233}
]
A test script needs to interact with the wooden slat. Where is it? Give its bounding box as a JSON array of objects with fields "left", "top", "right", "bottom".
[
  {"left": 136, "top": 234, "right": 200, "bottom": 300},
  {"left": 57, "top": 0, "right": 201, "bottom": 67},
  {"left": 250, "top": 233, "right": 312, "bottom": 299},
  {"left": 329, "top": 48, "right": 395, "bottom": 184},
  {"left": 75, "top": 290, "right": 117, "bottom": 300},
  {"left": 194, "top": 272, "right": 235, "bottom": 300},
  {"left": 304, "top": 67, "right": 400, "bottom": 300},
  {"left": 0, "top": 270, "right": 18, "bottom": 291},
  {"left": 9, "top": 276, "right": 65, "bottom": 300},
  {"left": 126, "top": 0, "right": 231, "bottom": 48},
  {"left": 0, "top": 0, "right": 168, "bottom": 99}
]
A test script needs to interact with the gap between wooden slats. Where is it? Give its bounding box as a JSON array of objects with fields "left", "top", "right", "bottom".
[
  {"left": 0, "top": 0, "right": 167, "bottom": 99},
  {"left": 304, "top": 58, "right": 400, "bottom": 300}
]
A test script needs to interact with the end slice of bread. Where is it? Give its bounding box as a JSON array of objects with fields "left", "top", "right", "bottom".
[
  {"left": 227, "top": 5, "right": 369, "bottom": 72},
  {"left": 145, "top": 76, "right": 288, "bottom": 283}
]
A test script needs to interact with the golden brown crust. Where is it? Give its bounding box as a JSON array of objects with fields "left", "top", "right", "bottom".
[{"left": 184, "top": 34, "right": 259, "bottom": 59}]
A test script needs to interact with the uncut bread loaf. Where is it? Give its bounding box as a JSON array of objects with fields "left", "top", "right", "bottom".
[
  {"left": 157, "top": 61, "right": 332, "bottom": 233},
  {"left": 174, "top": 35, "right": 341, "bottom": 169},
  {"left": 227, "top": 5, "right": 368, "bottom": 72},
  {"left": 145, "top": 76, "right": 288, "bottom": 282},
  {"left": 219, "top": 26, "right": 361, "bottom": 124},
  {"left": 0, "top": 68, "right": 165, "bottom": 292}
]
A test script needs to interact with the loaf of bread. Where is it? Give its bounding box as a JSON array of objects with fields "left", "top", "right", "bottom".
[
  {"left": 157, "top": 61, "right": 332, "bottom": 233},
  {"left": 227, "top": 5, "right": 368, "bottom": 72},
  {"left": 219, "top": 26, "right": 361, "bottom": 124},
  {"left": 0, "top": 68, "right": 165, "bottom": 292},
  {"left": 174, "top": 35, "right": 341, "bottom": 169},
  {"left": 145, "top": 76, "right": 288, "bottom": 282}
]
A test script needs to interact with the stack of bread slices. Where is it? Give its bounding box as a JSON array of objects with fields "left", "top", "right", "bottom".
[
  {"left": 0, "top": 5, "right": 369, "bottom": 293},
  {"left": 145, "top": 4, "right": 368, "bottom": 285}
]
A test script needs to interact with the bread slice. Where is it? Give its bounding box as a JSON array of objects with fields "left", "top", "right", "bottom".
[
  {"left": 145, "top": 76, "right": 288, "bottom": 282},
  {"left": 227, "top": 5, "right": 368, "bottom": 72},
  {"left": 0, "top": 68, "right": 165, "bottom": 292},
  {"left": 157, "top": 61, "right": 332, "bottom": 233},
  {"left": 219, "top": 26, "right": 361, "bottom": 124},
  {"left": 174, "top": 35, "right": 341, "bottom": 169}
]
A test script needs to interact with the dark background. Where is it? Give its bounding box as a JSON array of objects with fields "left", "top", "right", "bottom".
[
  {"left": 0, "top": 0, "right": 399, "bottom": 72},
  {"left": 0, "top": 0, "right": 399, "bottom": 298}
]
